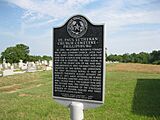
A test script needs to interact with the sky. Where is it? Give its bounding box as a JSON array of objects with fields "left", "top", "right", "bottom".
[{"left": 0, "top": 0, "right": 160, "bottom": 56}]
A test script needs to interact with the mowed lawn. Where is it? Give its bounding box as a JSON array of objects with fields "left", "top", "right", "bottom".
[{"left": 0, "top": 63, "right": 160, "bottom": 120}]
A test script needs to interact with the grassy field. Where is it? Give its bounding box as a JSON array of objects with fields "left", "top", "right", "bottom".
[{"left": 0, "top": 63, "right": 160, "bottom": 120}]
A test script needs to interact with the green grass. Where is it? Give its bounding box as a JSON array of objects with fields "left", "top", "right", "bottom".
[{"left": 0, "top": 64, "right": 160, "bottom": 120}]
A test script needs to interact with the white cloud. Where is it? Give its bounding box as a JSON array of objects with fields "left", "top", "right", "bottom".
[
  {"left": 86, "top": 2, "right": 160, "bottom": 32},
  {"left": 5, "top": 0, "right": 160, "bottom": 55},
  {"left": 7, "top": 0, "right": 99, "bottom": 33},
  {"left": 7, "top": 0, "right": 160, "bottom": 31},
  {"left": 8, "top": 0, "right": 97, "bottom": 18}
]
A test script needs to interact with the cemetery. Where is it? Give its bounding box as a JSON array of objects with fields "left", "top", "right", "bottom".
[
  {"left": 0, "top": 13, "right": 159, "bottom": 120},
  {"left": 0, "top": 0, "right": 160, "bottom": 118},
  {"left": 0, "top": 58, "right": 53, "bottom": 77},
  {"left": 0, "top": 44, "right": 53, "bottom": 77}
]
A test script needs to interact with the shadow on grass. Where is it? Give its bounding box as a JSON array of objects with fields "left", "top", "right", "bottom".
[{"left": 132, "top": 79, "right": 160, "bottom": 117}]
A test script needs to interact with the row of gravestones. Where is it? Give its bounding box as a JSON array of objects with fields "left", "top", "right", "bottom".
[
  {"left": 0, "top": 59, "right": 53, "bottom": 77},
  {"left": 106, "top": 61, "right": 119, "bottom": 64}
]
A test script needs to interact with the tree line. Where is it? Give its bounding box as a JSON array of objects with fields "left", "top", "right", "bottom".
[
  {"left": 1, "top": 44, "right": 159, "bottom": 65},
  {"left": 107, "top": 50, "right": 160, "bottom": 65},
  {"left": 0, "top": 44, "right": 52, "bottom": 64}
]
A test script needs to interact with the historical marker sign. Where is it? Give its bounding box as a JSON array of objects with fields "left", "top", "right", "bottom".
[{"left": 53, "top": 15, "right": 105, "bottom": 103}]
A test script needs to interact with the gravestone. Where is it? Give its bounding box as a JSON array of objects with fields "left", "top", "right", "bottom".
[
  {"left": 0, "top": 64, "right": 2, "bottom": 71},
  {"left": 10, "top": 65, "right": 14, "bottom": 70},
  {"left": 3, "top": 58, "right": 6, "bottom": 64},
  {"left": 19, "top": 60, "right": 23, "bottom": 69},
  {"left": 7, "top": 63, "right": 11, "bottom": 68},
  {"left": 49, "top": 60, "right": 53, "bottom": 67},
  {"left": 26, "top": 62, "right": 37, "bottom": 72},
  {"left": 36, "top": 60, "right": 42, "bottom": 70},
  {"left": 53, "top": 15, "right": 105, "bottom": 109},
  {"left": 41, "top": 60, "right": 44, "bottom": 65},
  {"left": 35, "top": 61, "right": 40, "bottom": 66},
  {"left": 42, "top": 60, "right": 48, "bottom": 66},
  {"left": 21, "top": 63, "right": 27, "bottom": 70},
  {"left": 44, "top": 60, "right": 48, "bottom": 66},
  {"left": 13, "top": 63, "right": 18, "bottom": 69},
  {"left": 2, "top": 58, "right": 8, "bottom": 69},
  {"left": 46, "top": 66, "right": 52, "bottom": 70},
  {"left": 39, "top": 60, "right": 42, "bottom": 66},
  {"left": 2, "top": 69, "right": 14, "bottom": 76},
  {"left": 44, "top": 60, "right": 53, "bottom": 70}
]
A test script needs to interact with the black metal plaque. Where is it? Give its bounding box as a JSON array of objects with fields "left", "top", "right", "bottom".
[{"left": 53, "top": 15, "right": 104, "bottom": 102}]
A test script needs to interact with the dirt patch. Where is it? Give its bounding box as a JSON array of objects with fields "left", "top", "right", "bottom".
[
  {"left": 107, "top": 63, "right": 160, "bottom": 74},
  {"left": 22, "top": 83, "right": 43, "bottom": 91},
  {"left": 0, "top": 73, "right": 39, "bottom": 88},
  {"left": 36, "top": 84, "right": 42, "bottom": 87},
  {"left": 19, "top": 93, "right": 32, "bottom": 97},
  {"left": 0, "top": 80, "right": 43, "bottom": 93},
  {"left": 0, "top": 84, "right": 21, "bottom": 93}
]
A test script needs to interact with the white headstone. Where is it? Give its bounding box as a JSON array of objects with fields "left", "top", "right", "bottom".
[
  {"left": 42, "top": 60, "right": 48, "bottom": 66},
  {"left": 27, "top": 62, "right": 37, "bottom": 72},
  {"left": 41, "top": 60, "right": 44, "bottom": 65},
  {"left": 2, "top": 59, "right": 8, "bottom": 69},
  {"left": 35, "top": 61, "right": 39, "bottom": 65},
  {"left": 19, "top": 60, "right": 23, "bottom": 69},
  {"left": 0, "top": 64, "right": 2, "bottom": 70},
  {"left": 39, "top": 60, "right": 42, "bottom": 65},
  {"left": 7, "top": 63, "right": 11, "bottom": 68},
  {"left": 3, "top": 58, "right": 6, "bottom": 64},
  {"left": 32, "top": 62, "right": 36, "bottom": 67},
  {"left": 45, "top": 60, "right": 48, "bottom": 66},
  {"left": 13, "top": 63, "right": 18, "bottom": 69},
  {"left": 10, "top": 65, "right": 14, "bottom": 70},
  {"left": 21, "top": 63, "right": 27, "bottom": 70},
  {"left": 49, "top": 60, "right": 53, "bottom": 67},
  {"left": 2, "top": 69, "right": 14, "bottom": 76},
  {"left": 46, "top": 66, "right": 52, "bottom": 70}
]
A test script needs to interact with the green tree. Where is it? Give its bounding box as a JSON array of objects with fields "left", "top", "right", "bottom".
[
  {"left": 138, "top": 52, "right": 149, "bottom": 64},
  {"left": 122, "top": 53, "right": 131, "bottom": 63},
  {"left": 42, "top": 55, "right": 52, "bottom": 61},
  {"left": 1, "top": 44, "right": 30, "bottom": 63},
  {"left": 27, "top": 55, "right": 52, "bottom": 62},
  {"left": 107, "top": 52, "right": 150, "bottom": 64},
  {"left": 149, "top": 50, "right": 160, "bottom": 64}
]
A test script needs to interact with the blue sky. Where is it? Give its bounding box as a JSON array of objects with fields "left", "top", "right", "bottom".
[{"left": 0, "top": 0, "right": 160, "bottom": 55}]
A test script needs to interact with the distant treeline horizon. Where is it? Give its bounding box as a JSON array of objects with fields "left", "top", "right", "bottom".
[
  {"left": 106, "top": 50, "right": 160, "bottom": 65},
  {"left": 1, "top": 44, "right": 159, "bottom": 65},
  {"left": 0, "top": 44, "right": 52, "bottom": 64}
]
